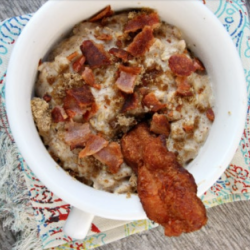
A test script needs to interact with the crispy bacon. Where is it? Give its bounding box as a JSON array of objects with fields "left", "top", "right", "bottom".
[
  {"left": 94, "top": 142, "right": 123, "bottom": 174},
  {"left": 150, "top": 113, "right": 170, "bottom": 137},
  {"left": 80, "top": 40, "right": 111, "bottom": 68},
  {"left": 63, "top": 86, "right": 95, "bottom": 118},
  {"left": 89, "top": 5, "right": 113, "bottom": 22},
  {"left": 109, "top": 48, "right": 133, "bottom": 62},
  {"left": 78, "top": 134, "right": 108, "bottom": 158},
  {"left": 83, "top": 103, "right": 99, "bottom": 121},
  {"left": 169, "top": 54, "right": 195, "bottom": 76},
  {"left": 67, "top": 51, "right": 79, "bottom": 62},
  {"left": 121, "top": 93, "right": 139, "bottom": 113},
  {"left": 43, "top": 93, "right": 52, "bottom": 102},
  {"left": 51, "top": 106, "right": 68, "bottom": 123},
  {"left": 127, "top": 26, "right": 155, "bottom": 57},
  {"left": 64, "top": 122, "right": 91, "bottom": 150},
  {"left": 95, "top": 33, "right": 113, "bottom": 41},
  {"left": 193, "top": 58, "right": 205, "bottom": 71},
  {"left": 72, "top": 56, "right": 86, "bottom": 72},
  {"left": 124, "top": 12, "right": 160, "bottom": 33},
  {"left": 206, "top": 108, "right": 215, "bottom": 122},
  {"left": 142, "top": 92, "right": 166, "bottom": 112},
  {"left": 82, "top": 67, "right": 101, "bottom": 89},
  {"left": 175, "top": 77, "right": 193, "bottom": 97},
  {"left": 183, "top": 123, "right": 194, "bottom": 133},
  {"left": 116, "top": 65, "right": 141, "bottom": 94}
]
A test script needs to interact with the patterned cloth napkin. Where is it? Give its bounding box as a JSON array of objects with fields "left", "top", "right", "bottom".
[{"left": 0, "top": 1, "right": 249, "bottom": 249}]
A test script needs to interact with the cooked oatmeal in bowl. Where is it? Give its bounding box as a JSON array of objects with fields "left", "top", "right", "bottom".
[
  {"left": 30, "top": 5, "right": 215, "bottom": 236},
  {"left": 32, "top": 6, "right": 214, "bottom": 196}
]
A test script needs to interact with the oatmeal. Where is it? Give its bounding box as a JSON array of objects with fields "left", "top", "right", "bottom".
[{"left": 31, "top": 6, "right": 214, "bottom": 194}]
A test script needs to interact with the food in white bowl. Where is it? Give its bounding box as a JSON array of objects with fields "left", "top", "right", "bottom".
[
  {"left": 31, "top": 6, "right": 214, "bottom": 236},
  {"left": 6, "top": 0, "right": 247, "bottom": 239}
]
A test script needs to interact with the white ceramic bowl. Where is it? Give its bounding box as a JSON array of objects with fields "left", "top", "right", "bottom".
[{"left": 6, "top": 0, "right": 247, "bottom": 239}]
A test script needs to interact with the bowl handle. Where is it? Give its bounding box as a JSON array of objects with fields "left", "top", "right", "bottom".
[{"left": 63, "top": 207, "right": 94, "bottom": 239}]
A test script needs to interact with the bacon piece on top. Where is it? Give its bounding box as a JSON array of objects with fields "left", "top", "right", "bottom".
[
  {"left": 121, "top": 93, "right": 139, "bottom": 113},
  {"left": 95, "top": 33, "right": 113, "bottom": 41},
  {"left": 116, "top": 65, "right": 141, "bottom": 94},
  {"left": 72, "top": 56, "right": 86, "bottom": 73},
  {"left": 51, "top": 106, "right": 68, "bottom": 123},
  {"left": 142, "top": 92, "right": 166, "bottom": 112},
  {"left": 89, "top": 5, "right": 113, "bottom": 22},
  {"left": 206, "top": 108, "right": 215, "bottom": 122},
  {"left": 83, "top": 103, "right": 99, "bottom": 121},
  {"left": 67, "top": 51, "right": 79, "bottom": 62},
  {"left": 127, "top": 26, "right": 155, "bottom": 57},
  {"left": 124, "top": 12, "right": 160, "bottom": 33},
  {"left": 80, "top": 40, "right": 110, "bottom": 68},
  {"left": 109, "top": 48, "right": 133, "bottom": 62},
  {"left": 169, "top": 54, "right": 195, "bottom": 76},
  {"left": 43, "top": 93, "right": 52, "bottom": 102},
  {"left": 175, "top": 76, "right": 193, "bottom": 97},
  {"left": 79, "top": 134, "right": 109, "bottom": 158},
  {"left": 193, "top": 58, "right": 205, "bottom": 72},
  {"left": 64, "top": 122, "right": 91, "bottom": 150},
  {"left": 63, "top": 86, "right": 94, "bottom": 118},
  {"left": 150, "top": 113, "right": 170, "bottom": 137},
  {"left": 82, "top": 67, "right": 101, "bottom": 89},
  {"left": 94, "top": 142, "right": 124, "bottom": 174}
]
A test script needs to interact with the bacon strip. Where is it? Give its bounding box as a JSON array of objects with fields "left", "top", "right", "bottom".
[
  {"left": 89, "top": 5, "right": 113, "bottom": 22},
  {"left": 175, "top": 77, "right": 193, "bottom": 97},
  {"left": 67, "top": 51, "right": 79, "bottom": 62},
  {"left": 109, "top": 48, "right": 133, "bottom": 62},
  {"left": 116, "top": 65, "right": 141, "bottom": 94},
  {"left": 72, "top": 56, "right": 86, "bottom": 73},
  {"left": 193, "top": 58, "right": 205, "bottom": 71},
  {"left": 83, "top": 103, "right": 99, "bottom": 121},
  {"left": 43, "top": 93, "right": 52, "bottom": 102},
  {"left": 169, "top": 54, "right": 195, "bottom": 76},
  {"left": 80, "top": 40, "right": 111, "bottom": 68},
  {"left": 95, "top": 33, "right": 113, "bottom": 41},
  {"left": 78, "top": 134, "right": 108, "bottom": 158},
  {"left": 206, "top": 108, "right": 215, "bottom": 122},
  {"left": 64, "top": 122, "right": 91, "bottom": 150},
  {"left": 94, "top": 142, "right": 123, "bottom": 174},
  {"left": 121, "top": 93, "right": 139, "bottom": 113},
  {"left": 82, "top": 67, "right": 101, "bottom": 89},
  {"left": 142, "top": 92, "right": 166, "bottom": 112},
  {"left": 124, "top": 12, "right": 160, "bottom": 33},
  {"left": 126, "top": 26, "right": 155, "bottom": 57},
  {"left": 51, "top": 106, "right": 68, "bottom": 123},
  {"left": 63, "top": 86, "right": 95, "bottom": 118},
  {"left": 150, "top": 113, "right": 170, "bottom": 137}
]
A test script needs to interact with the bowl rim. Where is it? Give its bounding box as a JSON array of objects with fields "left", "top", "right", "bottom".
[{"left": 6, "top": 0, "right": 247, "bottom": 220}]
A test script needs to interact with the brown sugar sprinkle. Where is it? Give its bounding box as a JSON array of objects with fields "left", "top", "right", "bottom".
[
  {"left": 206, "top": 108, "right": 215, "bottom": 122},
  {"left": 43, "top": 93, "right": 52, "bottom": 102},
  {"left": 67, "top": 51, "right": 79, "bottom": 62},
  {"left": 89, "top": 5, "right": 113, "bottom": 22}
]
